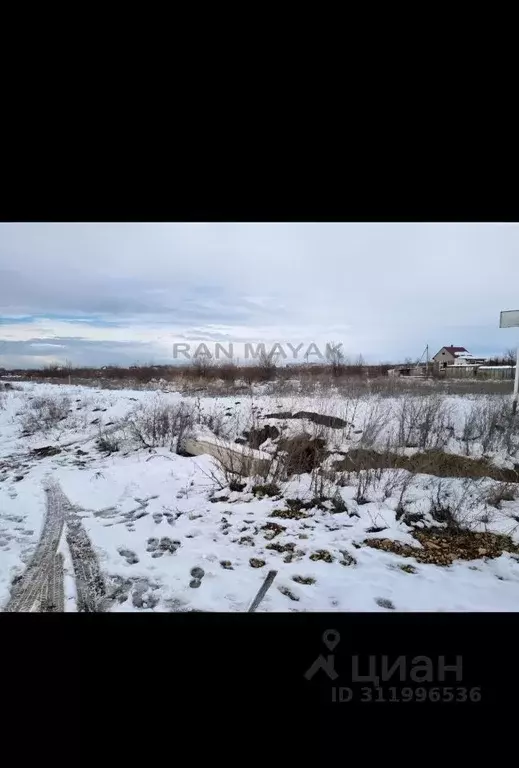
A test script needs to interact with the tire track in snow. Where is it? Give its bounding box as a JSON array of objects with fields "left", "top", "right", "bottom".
[
  {"left": 5, "top": 479, "right": 105, "bottom": 612},
  {"left": 5, "top": 480, "right": 66, "bottom": 612}
]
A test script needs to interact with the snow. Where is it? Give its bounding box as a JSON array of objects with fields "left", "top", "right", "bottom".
[
  {"left": 57, "top": 530, "right": 77, "bottom": 612},
  {"left": 1, "top": 380, "right": 519, "bottom": 611}
]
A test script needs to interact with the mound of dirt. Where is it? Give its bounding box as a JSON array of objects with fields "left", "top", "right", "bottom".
[
  {"left": 335, "top": 449, "right": 519, "bottom": 483},
  {"left": 31, "top": 446, "right": 62, "bottom": 458},
  {"left": 242, "top": 425, "right": 280, "bottom": 448},
  {"left": 278, "top": 435, "right": 327, "bottom": 474},
  {"left": 365, "top": 528, "right": 519, "bottom": 566},
  {"left": 292, "top": 411, "right": 348, "bottom": 429},
  {"left": 263, "top": 411, "right": 347, "bottom": 429}
]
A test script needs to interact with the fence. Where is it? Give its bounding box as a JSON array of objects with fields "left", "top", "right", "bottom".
[{"left": 442, "top": 365, "right": 515, "bottom": 381}]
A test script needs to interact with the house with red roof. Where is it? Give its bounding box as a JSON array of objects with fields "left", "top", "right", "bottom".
[{"left": 432, "top": 345, "right": 488, "bottom": 369}]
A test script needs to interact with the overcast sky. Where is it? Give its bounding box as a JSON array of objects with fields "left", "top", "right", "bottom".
[{"left": 1, "top": 222, "right": 518, "bottom": 368}]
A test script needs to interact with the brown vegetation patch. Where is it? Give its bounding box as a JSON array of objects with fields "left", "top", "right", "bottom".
[
  {"left": 243, "top": 425, "right": 280, "bottom": 448},
  {"left": 269, "top": 497, "right": 325, "bottom": 519},
  {"left": 278, "top": 435, "right": 327, "bottom": 474},
  {"left": 335, "top": 449, "right": 519, "bottom": 483},
  {"left": 292, "top": 575, "right": 316, "bottom": 585},
  {"left": 31, "top": 446, "right": 62, "bottom": 458},
  {"left": 266, "top": 541, "right": 296, "bottom": 554},
  {"left": 278, "top": 585, "right": 300, "bottom": 601},
  {"left": 309, "top": 549, "right": 334, "bottom": 563},
  {"left": 274, "top": 411, "right": 348, "bottom": 429},
  {"left": 261, "top": 522, "right": 286, "bottom": 538},
  {"left": 365, "top": 528, "right": 519, "bottom": 566}
]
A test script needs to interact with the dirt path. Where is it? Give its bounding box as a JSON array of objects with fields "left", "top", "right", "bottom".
[{"left": 5, "top": 479, "right": 105, "bottom": 612}]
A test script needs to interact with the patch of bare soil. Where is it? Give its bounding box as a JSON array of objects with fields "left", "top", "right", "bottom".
[
  {"left": 242, "top": 425, "right": 280, "bottom": 448},
  {"left": 365, "top": 528, "right": 519, "bottom": 566},
  {"left": 335, "top": 449, "right": 519, "bottom": 483},
  {"left": 263, "top": 410, "right": 348, "bottom": 429},
  {"left": 31, "top": 446, "right": 62, "bottom": 458}
]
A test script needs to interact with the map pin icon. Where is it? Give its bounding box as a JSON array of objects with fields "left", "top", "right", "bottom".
[{"left": 323, "top": 629, "right": 340, "bottom": 650}]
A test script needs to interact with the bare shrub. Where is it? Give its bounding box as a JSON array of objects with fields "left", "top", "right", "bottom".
[
  {"left": 128, "top": 399, "right": 195, "bottom": 451},
  {"left": 419, "top": 397, "right": 453, "bottom": 450},
  {"left": 191, "top": 353, "right": 214, "bottom": 379},
  {"left": 197, "top": 402, "right": 232, "bottom": 438},
  {"left": 354, "top": 469, "right": 375, "bottom": 504},
  {"left": 209, "top": 427, "right": 329, "bottom": 492},
  {"left": 461, "top": 396, "right": 518, "bottom": 455},
  {"left": 20, "top": 394, "right": 72, "bottom": 435},
  {"left": 97, "top": 432, "right": 120, "bottom": 454},
  {"left": 310, "top": 464, "right": 338, "bottom": 501},
  {"left": 395, "top": 395, "right": 451, "bottom": 450},
  {"left": 394, "top": 472, "right": 415, "bottom": 518},
  {"left": 428, "top": 477, "right": 484, "bottom": 530},
  {"left": 383, "top": 468, "right": 413, "bottom": 502},
  {"left": 484, "top": 481, "right": 518, "bottom": 509},
  {"left": 217, "top": 359, "right": 238, "bottom": 383},
  {"left": 480, "top": 398, "right": 512, "bottom": 453},
  {"left": 264, "top": 377, "right": 301, "bottom": 397},
  {"left": 461, "top": 400, "right": 485, "bottom": 455},
  {"left": 0, "top": 393, "right": 5, "bottom": 410},
  {"left": 258, "top": 348, "right": 278, "bottom": 381},
  {"left": 358, "top": 398, "right": 391, "bottom": 448},
  {"left": 204, "top": 439, "right": 277, "bottom": 490}
]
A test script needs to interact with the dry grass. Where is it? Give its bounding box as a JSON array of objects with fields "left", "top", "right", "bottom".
[
  {"left": 365, "top": 528, "right": 519, "bottom": 565},
  {"left": 334, "top": 449, "right": 519, "bottom": 482},
  {"left": 6, "top": 361, "right": 514, "bottom": 397},
  {"left": 20, "top": 394, "right": 72, "bottom": 435}
]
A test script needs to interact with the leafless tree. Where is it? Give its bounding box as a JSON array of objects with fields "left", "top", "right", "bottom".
[
  {"left": 217, "top": 358, "right": 238, "bottom": 383},
  {"left": 326, "top": 342, "right": 345, "bottom": 377},
  {"left": 192, "top": 352, "right": 214, "bottom": 378},
  {"left": 258, "top": 348, "right": 278, "bottom": 381}
]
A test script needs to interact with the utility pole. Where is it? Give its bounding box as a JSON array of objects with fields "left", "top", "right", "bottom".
[{"left": 499, "top": 310, "right": 519, "bottom": 414}]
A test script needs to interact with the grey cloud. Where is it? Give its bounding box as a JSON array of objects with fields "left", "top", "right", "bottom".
[
  {"left": 1, "top": 223, "right": 519, "bottom": 366},
  {"left": 0, "top": 338, "right": 166, "bottom": 369}
]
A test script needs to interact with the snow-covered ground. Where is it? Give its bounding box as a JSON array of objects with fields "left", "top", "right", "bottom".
[{"left": 1, "top": 381, "right": 519, "bottom": 611}]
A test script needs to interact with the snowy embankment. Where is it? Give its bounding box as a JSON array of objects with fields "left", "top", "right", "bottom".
[{"left": 1, "top": 380, "right": 519, "bottom": 611}]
